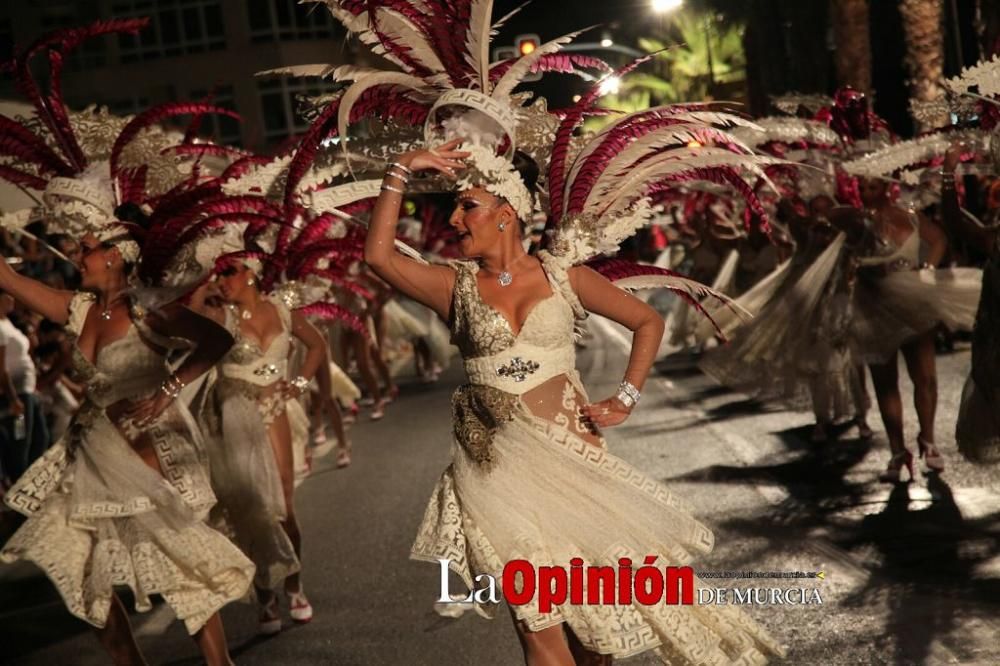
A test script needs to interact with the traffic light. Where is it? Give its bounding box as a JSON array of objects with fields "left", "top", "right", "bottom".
[
  {"left": 515, "top": 34, "right": 540, "bottom": 56},
  {"left": 515, "top": 34, "right": 542, "bottom": 82},
  {"left": 492, "top": 35, "right": 543, "bottom": 83}
]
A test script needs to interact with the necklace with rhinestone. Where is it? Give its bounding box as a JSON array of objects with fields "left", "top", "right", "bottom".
[
  {"left": 488, "top": 254, "right": 532, "bottom": 288},
  {"left": 98, "top": 294, "right": 126, "bottom": 321}
]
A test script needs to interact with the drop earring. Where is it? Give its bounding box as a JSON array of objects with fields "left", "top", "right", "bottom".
[{"left": 498, "top": 222, "right": 506, "bottom": 232}]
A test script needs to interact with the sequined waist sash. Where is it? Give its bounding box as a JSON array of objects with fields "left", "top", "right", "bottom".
[
  {"left": 219, "top": 359, "right": 287, "bottom": 386},
  {"left": 463, "top": 343, "right": 575, "bottom": 395}
]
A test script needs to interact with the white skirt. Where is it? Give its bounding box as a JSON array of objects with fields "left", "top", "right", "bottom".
[
  {"left": 412, "top": 401, "right": 785, "bottom": 664},
  {"left": 852, "top": 267, "right": 982, "bottom": 363},
  {"left": 2, "top": 404, "right": 254, "bottom": 633}
]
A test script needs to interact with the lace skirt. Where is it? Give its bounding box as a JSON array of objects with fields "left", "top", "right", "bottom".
[
  {"left": 1, "top": 404, "right": 254, "bottom": 634},
  {"left": 412, "top": 402, "right": 785, "bottom": 664},
  {"left": 852, "top": 267, "right": 982, "bottom": 364},
  {"left": 956, "top": 256, "right": 1000, "bottom": 464},
  {"left": 202, "top": 384, "right": 301, "bottom": 590}
]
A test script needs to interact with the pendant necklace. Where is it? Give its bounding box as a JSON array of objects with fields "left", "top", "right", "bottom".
[
  {"left": 98, "top": 294, "right": 124, "bottom": 321},
  {"left": 493, "top": 254, "right": 531, "bottom": 288}
]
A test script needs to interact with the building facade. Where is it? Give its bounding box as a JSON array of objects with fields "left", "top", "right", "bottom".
[{"left": 0, "top": 0, "right": 369, "bottom": 149}]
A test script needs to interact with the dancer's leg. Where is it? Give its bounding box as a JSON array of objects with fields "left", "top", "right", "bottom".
[
  {"left": 901, "top": 330, "right": 938, "bottom": 444},
  {"left": 348, "top": 331, "right": 382, "bottom": 404},
  {"left": 93, "top": 594, "right": 147, "bottom": 666},
  {"left": 868, "top": 355, "right": 905, "bottom": 455},
  {"left": 508, "top": 607, "right": 574, "bottom": 666},
  {"left": 191, "top": 612, "right": 234, "bottom": 666},
  {"left": 565, "top": 626, "right": 613, "bottom": 665},
  {"left": 267, "top": 411, "right": 302, "bottom": 592}
]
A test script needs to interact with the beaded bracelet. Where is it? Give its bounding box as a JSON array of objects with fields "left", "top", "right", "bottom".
[{"left": 159, "top": 374, "right": 185, "bottom": 400}]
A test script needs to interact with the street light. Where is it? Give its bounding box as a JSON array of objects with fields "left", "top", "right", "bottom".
[
  {"left": 598, "top": 75, "right": 621, "bottom": 96},
  {"left": 651, "top": 0, "right": 683, "bottom": 13}
]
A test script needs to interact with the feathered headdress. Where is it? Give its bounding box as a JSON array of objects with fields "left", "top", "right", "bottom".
[
  {"left": 0, "top": 19, "right": 244, "bottom": 274},
  {"left": 257, "top": 0, "right": 610, "bottom": 218}
]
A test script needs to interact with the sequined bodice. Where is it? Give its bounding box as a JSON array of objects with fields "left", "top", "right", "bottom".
[
  {"left": 219, "top": 299, "right": 292, "bottom": 386},
  {"left": 67, "top": 295, "right": 170, "bottom": 407},
  {"left": 860, "top": 213, "right": 921, "bottom": 271},
  {"left": 448, "top": 251, "right": 587, "bottom": 394}
]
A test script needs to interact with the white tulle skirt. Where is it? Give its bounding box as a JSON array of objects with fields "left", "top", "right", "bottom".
[
  {"left": 1, "top": 404, "right": 254, "bottom": 633},
  {"left": 700, "top": 236, "right": 866, "bottom": 419},
  {"left": 412, "top": 400, "right": 785, "bottom": 664},
  {"left": 851, "top": 267, "right": 982, "bottom": 363},
  {"left": 202, "top": 389, "right": 301, "bottom": 590}
]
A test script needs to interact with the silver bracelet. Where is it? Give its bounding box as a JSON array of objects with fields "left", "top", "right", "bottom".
[
  {"left": 388, "top": 161, "right": 412, "bottom": 175},
  {"left": 290, "top": 376, "right": 310, "bottom": 393},
  {"left": 385, "top": 168, "right": 410, "bottom": 184},
  {"left": 381, "top": 183, "right": 406, "bottom": 195},
  {"left": 616, "top": 380, "right": 641, "bottom": 409}
]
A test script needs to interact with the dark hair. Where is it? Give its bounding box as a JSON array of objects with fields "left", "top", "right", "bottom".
[
  {"left": 114, "top": 202, "right": 151, "bottom": 228},
  {"left": 512, "top": 150, "right": 540, "bottom": 194}
]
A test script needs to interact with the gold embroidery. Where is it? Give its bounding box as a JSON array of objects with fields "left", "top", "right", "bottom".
[{"left": 451, "top": 384, "right": 518, "bottom": 471}]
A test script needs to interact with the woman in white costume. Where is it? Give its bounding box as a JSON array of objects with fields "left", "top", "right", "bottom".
[{"left": 198, "top": 257, "right": 328, "bottom": 633}]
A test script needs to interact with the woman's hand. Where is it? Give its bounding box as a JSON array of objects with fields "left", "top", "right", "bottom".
[
  {"left": 579, "top": 397, "right": 633, "bottom": 430},
  {"left": 278, "top": 380, "right": 302, "bottom": 401},
  {"left": 395, "top": 138, "right": 470, "bottom": 180},
  {"left": 119, "top": 390, "right": 175, "bottom": 429},
  {"left": 942, "top": 142, "right": 964, "bottom": 175}
]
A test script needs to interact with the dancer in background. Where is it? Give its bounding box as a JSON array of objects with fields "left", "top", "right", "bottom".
[
  {"left": 849, "top": 176, "right": 979, "bottom": 481},
  {"left": 0, "top": 21, "right": 254, "bottom": 663},
  {"left": 199, "top": 257, "right": 327, "bottom": 633}
]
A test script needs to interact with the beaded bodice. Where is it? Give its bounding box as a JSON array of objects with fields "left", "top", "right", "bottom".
[
  {"left": 66, "top": 294, "right": 171, "bottom": 408},
  {"left": 859, "top": 212, "right": 921, "bottom": 271},
  {"left": 219, "top": 298, "right": 292, "bottom": 386},
  {"left": 448, "top": 251, "right": 586, "bottom": 395}
]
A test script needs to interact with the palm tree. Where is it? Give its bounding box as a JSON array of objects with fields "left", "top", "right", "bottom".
[
  {"left": 586, "top": 8, "right": 745, "bottom": 131},
  {"left": 900, "top": 0, "right": 946, "bottom": 130},
  {"left": 829, "top": 0, "right": 872, "bottom": 95}
]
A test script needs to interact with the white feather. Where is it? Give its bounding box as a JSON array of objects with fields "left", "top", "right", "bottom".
[
  {"left": 371, "top": 8, "right": 447, "bottom": 75},
  {"left": 614, "top": 275, "right": 752, "bottom": 320},
  {"left": 465, "top": 0, "right": 495, "bottom": 93},
  {"left": 255, "top": 63, "right": 339, "bottom": 79}
]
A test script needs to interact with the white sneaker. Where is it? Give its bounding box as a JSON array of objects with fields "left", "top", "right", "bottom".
[
  {"left": 287, "top": 588, "right": 313, "bottom": 624},
  {"left": 258, "top": 596, "right": 282, "bottom": 636}
]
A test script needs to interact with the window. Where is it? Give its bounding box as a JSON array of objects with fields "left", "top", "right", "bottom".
[
  {"left": 0, "top": 18, "right": 13, "bottom": 64},
  {"left": 188, "top": 85, "right": 241, "bottom": 145},
  {"left": 114, "top": 0, "right": 226, "bottom": 63},
  {"left": 248, "top": 0, "right": 341, "bottom": 42},
  {"left": 106, "top": 96, "right": 152, "bottom": 116},
  {"left": 39, "top": 2, "right": 108, "bottom": 69},
  {"left": 257, "top": 78, "right": 340, "bottom": 143}
]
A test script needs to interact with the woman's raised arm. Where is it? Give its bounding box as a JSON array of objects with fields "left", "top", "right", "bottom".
[
  {"left": 0, "top": 258, "right": 74, "bottom": 324},
  {"left": 363, "top": 140, "right": 469, "bottom": 320}
]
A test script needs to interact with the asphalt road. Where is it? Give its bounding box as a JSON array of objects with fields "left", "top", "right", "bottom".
[{"left": 1, "top": 317, "right": 998, "bottom": 665}]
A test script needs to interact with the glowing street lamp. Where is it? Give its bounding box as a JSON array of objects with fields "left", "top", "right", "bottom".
[
  {"left": 598, "top": 75, "right": 621, "bottom": 96},
  {"left": 651, "top": 0, "right": 683, "bottom": 13}
]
